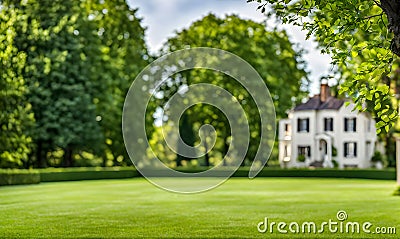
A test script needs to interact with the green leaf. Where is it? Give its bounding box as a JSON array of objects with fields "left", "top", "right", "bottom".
[{"left": 374, "top": 103, "right": 381, "bottom": 111}]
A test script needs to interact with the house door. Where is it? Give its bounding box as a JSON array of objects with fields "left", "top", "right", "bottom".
[{"left": 319, "top": 139, "right": 328, "bottom": 161}]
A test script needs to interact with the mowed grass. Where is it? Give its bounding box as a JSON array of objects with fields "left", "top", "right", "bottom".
[{"left": 0, "top": 178, "right": 399, "bottom": 238}]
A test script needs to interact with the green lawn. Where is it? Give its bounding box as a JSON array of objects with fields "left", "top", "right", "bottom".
[{"left": 0, "top": 178, "right": 399, "bottom": 238}]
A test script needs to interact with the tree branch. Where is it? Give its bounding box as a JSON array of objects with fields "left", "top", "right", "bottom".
[
  {"left": 373, "top": 0, "right": 382, "bottom": 8},
  {"left": 363, "top": 13, "right": 383, "bottom": 20}
]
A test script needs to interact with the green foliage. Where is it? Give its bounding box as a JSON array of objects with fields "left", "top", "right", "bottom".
[
  {"left": 159, "top": 14, "right": 308, "bottom": 164},
  {"left": 331, "top": 145, "right": 338, "bottom": 157},
  {"left": 0, "top": 167, "right": 395, "bottom": 186},
  {"left": 0, "top": 169, "right": 40, "bottom": 185},
  {"left": 250, "top": 0, "right": 400, "bottom": 133},
  {"left": 168, "top": 167, "right": 396, "bottom": 180},
  {"left": 0, "top": 0, "right": 149, "bottom": 168},
  {"left": 243, "top": 168, "right": 396, "bottom": 179},
  {"left": 296, "top": 154, "right": 306, "bottom": 162},
  {"left": 371, "top": 151, "right": 384, "bottom": 162},
  {"left": 332, "top": 160, "right": 339, "bottom": 168},
  {"left": 1, "top": 0, "right": 103, "bottom": 166},
  {"left": 39, "top": 167, "right": 138, "bottom": 182},
  {"left": 394, "top": 186, "right": 400, "bottom": 196},
  {"left": 162, "top": 14, "right": 309, "bottom": 118},
  {"left": 147, "top": 125, "right": 178, "bottom": 168},
  {"left": 83, "top": 0, "right": 149, "bottom": 165},
  {"left": 0, "top": 7, "right": 34, "bottom": 168}
]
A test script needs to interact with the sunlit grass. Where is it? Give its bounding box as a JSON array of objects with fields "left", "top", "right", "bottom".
[{"left": 0, "top": 178, "right": 399, "bottom": 238}]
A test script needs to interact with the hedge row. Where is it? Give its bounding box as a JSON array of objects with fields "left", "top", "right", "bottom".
[
  {"left": 0, "top": 167, "right": 396, "bottom": 186},
  {"left": 0, "top": 167, "right": 139, "bottom": 186},
  {"left": 0, "top": 169, "right": 40, "bottom": 186},
  {"left": 174, "top": 168, "right": 396, "bottom": 180},
  {"left": 239, "top": 168, "right": 396, "bottom": 179},
  {"left": 40, "top": 167, "right": 140, "bottom": 182}
]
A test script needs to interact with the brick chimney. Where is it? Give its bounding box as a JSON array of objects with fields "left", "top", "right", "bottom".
[{"left": 320, "top": 80, "right": 330, "bottom": 102}]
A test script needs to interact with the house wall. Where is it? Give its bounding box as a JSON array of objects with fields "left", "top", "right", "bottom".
[
  {"left": 278, "top": 119, "right": 292, "bottom": 167},
  {"left": 291, "top": 110, "right": 315, "bottom": 167},
  {"left": 278, "top": 102, "right": 377, "bottom": 168},
  {"left": 334, "top": 103, "right": 376, "bottom": 168}
]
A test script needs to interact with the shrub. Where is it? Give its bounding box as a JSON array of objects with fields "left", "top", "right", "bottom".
[
  {"left": 0, "top": 169, "right": 40, "bottom": 186},
  {"left": 297, "top": 155, "right": 306, "bottom": 162},
  {"left": 371, "top": 151, "right": 383, "bottom": 162},
  {"left": 39, "top": 167, "right": 139, "bottom": 182},
  {"left": 394, "top": 186, "right": 400, "bottom": 196},
  {"left": 332, "top": 146, "right": 338, "bottom": 157},
  {"left": 176, "top": 167, "right": 396, "bottom": 180},
  {"left": 251, "top": 168, "right": 395, "bottom": 180},
  {"left": 1, "top": 167, "right": 396, "bottom": 186}
]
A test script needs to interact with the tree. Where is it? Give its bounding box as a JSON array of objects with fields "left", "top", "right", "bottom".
[
  {"left": 1, "top": 0, "right": 149, "bottom": 168},
  {"left": 83, "top": 0, "right": 150, "bottom": 166},
  {"left": 0, "top": 7, "right": 34, "bottom": 168},
  {"left": 3, "top": 0, "right": 103, "bottom": 167},
  {"left": 249, "top": 0, "right": 400, "bottom": 133},
  {"left": 156, "top": 14, "right": 308, "bottom": 165}
]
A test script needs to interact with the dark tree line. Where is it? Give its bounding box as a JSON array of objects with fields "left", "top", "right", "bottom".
[{"left": 0, "top": 0, "right": 148, "bottom": 168}]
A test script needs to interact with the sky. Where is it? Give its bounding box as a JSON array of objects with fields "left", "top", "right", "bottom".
[{"left": 127, "top": 0, "right": 334, "bottom": 95}]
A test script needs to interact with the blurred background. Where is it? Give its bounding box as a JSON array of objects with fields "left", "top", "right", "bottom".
[{"left": 1, "top": 0, "right": 398, "bottom": 170}]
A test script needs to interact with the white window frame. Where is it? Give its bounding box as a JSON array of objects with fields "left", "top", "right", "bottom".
[
  {"left": 345, "top": 118, "right": 356, "bottom": 132},
  {"left": 344, "top": 142, "right": 357, "bottom": 158}
]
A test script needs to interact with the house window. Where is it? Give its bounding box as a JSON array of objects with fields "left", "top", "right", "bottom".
[
  {"left": 298, "top": 146, "right": 311, "bottom": 157},
  {"left": 344, "top": 142, "right": 357, "bottom": 158},
  {"left": 284, "top": 144, "right": 291, "bottom": 157},
  {"left": 344, "top": 118, "right": 356, "bottom": 132},
  {"left": 324, "top": 118, "right": 334, "bottom": 131},
  {"left": 283, "top": 144, "right": 291, "bottom": 162},
  {"left": 297, "top": 118, "right": 309, "bottom": 132},
  {"left": 284, "top": 124, "right": 291, "bottom": 136}
]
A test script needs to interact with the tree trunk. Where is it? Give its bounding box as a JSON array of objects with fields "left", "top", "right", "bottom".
[
  {"left": 63, "top": 147, "right": 73, "bottom": 167},
  {"left": 176, "top": 154, "right": 183, "bottom": 167},
  {"left": 380, "top": 0, "right": 400, "bottom": 56},
  {"left": 102, "top": 155, "right": 107, "bottom": 167},
  {"left": 36, "top": 140, "right": 47, "bottom": 168},
  {"left": 204, "top": 140, "right": 210, "bottom": 167}
]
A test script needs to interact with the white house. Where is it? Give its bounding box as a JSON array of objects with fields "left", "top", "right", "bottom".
[{"left": 278, "top": 82, "right": 377, "bottom": 169}]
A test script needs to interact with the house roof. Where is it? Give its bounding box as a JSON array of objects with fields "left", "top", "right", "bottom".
[{"left": 294, "top": 95, "right": 344, "bottom": 111}]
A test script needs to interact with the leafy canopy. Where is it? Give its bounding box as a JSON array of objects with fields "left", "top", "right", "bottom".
[
  {"left": 155, "top": 14, "right": 308, "bottom": 164},
  {"left": 249, "top": 0, "right": 400, "bottom": 133},
  {"left": 0, "top": 7, "right": 34, "bottom": 168}
]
